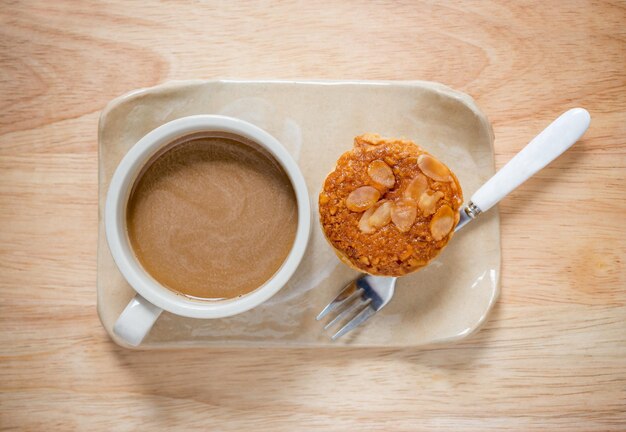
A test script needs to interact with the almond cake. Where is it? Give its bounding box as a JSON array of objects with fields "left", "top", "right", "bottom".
[{"left": 319, "top": 134, "right": 463, "bottom": 276}]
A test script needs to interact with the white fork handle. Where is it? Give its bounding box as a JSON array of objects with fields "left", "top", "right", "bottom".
[{"left": 471, "top": 108, "right": 590, "bottom": 212}]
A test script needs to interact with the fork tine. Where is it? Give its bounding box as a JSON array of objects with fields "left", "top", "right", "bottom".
[
  {"left": 316, "top": 282, "right": 363, "bottom": 321},
  {"left": 331, "top": 304, "right": 377, "bottom": 340},
  {"left": 324, "top": 297, "right": 371, "bottom": 330}
]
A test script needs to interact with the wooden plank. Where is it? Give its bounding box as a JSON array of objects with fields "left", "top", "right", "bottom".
[{"left": 1, "top": 1, "right": 624, "bottom": 430}]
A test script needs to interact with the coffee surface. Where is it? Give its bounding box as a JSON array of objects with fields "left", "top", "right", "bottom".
[{"left": 127, "top": 136, "right": 298, "bottom": 300}]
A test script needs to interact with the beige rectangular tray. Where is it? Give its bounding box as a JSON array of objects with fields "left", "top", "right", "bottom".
[{"left": 97, "top": 80, "right": 500, "bottom": 348}]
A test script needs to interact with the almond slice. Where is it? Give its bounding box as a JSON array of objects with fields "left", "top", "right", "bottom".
[
  {"left": 355, "top": 133, "right": 385, "bottom": 147},
  {"left": 346, "top": 186, "right": 380, "bottom": 212},
  {"left": 403, "top": 174, "right": 429, "bottom": 202},
  {"left": 369, "top": 200, "right": 392, "bottom": 228},
  {"left": 358, "top": 206, "right": 377, "bottom": 233},
  {"left": 408, "top": 258, "right": 427, "bottom": 267},
  {"left": 418, "top": 190, "right": 444, "bottom": 216},
  {"left": 391, "top": 200, "right": 418, "bottom": 232},
  {"left": 367, "top": 160, "right": 395, "bottom": 189},
  {"left": 430, "top": 204, "right": 455, "bottom": 241},
  {"left": 417, "top": 154, "right": 451, "bottom": 182}
]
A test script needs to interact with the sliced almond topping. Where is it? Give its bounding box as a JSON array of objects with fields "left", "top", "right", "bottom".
[
  {"left": 346, "top": 186, "right": 380, "bottom": 212},
  {"left": 355, "top": 133, "right": 385, "bottom": 147},
  {"left": 430, "top": 205, "right": 455, "bottom": 241},
  {"left": 450, "top": 179, "right": 463, "bottom": 207},
  {"left": 358, "top": 206, "right": 377, "bottom": 233},
  {"left": 391, "top": 200, "right": 418, "bottom": 233},
  {"left": 384, "top": 156, "right": 397, "bottom": 166},
  {"left": 418, "top": 154, "right": 451, "bottom": 182},
  {"left": 418, "top": 190, "right": 444, "bottom": 216},
  {"left": 399, "top": 245, "right": 413, "bottom": 261},
  {"left": 367, "top": 160, "right": 395, "bottom": 189},
  {"left": 319, "top": 193, "right": 330, "bottom": 205},
  {"left": 369, "top": 200, "right": 392, "bottom": 228},
  {"left": 403, "top": 174, "right": 429, "bottom": 202},
  {"left": 408, "top": 258, "right": 427, "bottom": 267}
]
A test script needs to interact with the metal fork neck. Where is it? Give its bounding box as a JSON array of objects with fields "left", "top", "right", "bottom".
[
  {"left": 465, "top": 201, "right": 482, "bottom": 218},
  {"left": 455, "top": 201, "right": 482, "bottom": 232}
]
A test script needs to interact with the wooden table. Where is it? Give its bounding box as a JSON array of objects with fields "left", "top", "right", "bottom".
[{"left": 1, "top": 1, "right": 624, "bottom": 430}]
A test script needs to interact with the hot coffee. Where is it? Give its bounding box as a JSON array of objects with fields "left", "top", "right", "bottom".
[{"left": 126, "top": 134, "right": 298, "bottom": 300}]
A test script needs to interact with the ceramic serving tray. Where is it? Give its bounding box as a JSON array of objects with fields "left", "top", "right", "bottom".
[{"left": 97, "top": 79, "right": 500, "bottom": 348}]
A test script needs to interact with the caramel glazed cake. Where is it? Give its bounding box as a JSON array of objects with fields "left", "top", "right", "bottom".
[{"left": 319, "top": 134, "right": 463, "bottom": 277}]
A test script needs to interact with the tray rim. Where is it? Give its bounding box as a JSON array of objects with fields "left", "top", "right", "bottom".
[{"left": 97, "top": 79, "right": 500, "bottom": 349}]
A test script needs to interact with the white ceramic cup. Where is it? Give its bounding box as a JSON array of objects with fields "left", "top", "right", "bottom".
[{"left": 105, "top": 115, "right": 311, "bottom": 346}]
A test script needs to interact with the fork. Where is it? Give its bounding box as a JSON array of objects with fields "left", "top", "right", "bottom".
[{"left": 316, "top": 108, "right": 591, "bottom": 340}]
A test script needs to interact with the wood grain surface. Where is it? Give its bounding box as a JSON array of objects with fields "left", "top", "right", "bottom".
[{"left": 1, "top": 1, "right": 625, "bottom": 430}]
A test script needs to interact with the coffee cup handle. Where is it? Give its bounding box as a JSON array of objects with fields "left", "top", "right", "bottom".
[{"left": 113, "top": 295, "right": 163, "bottom": 347}]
